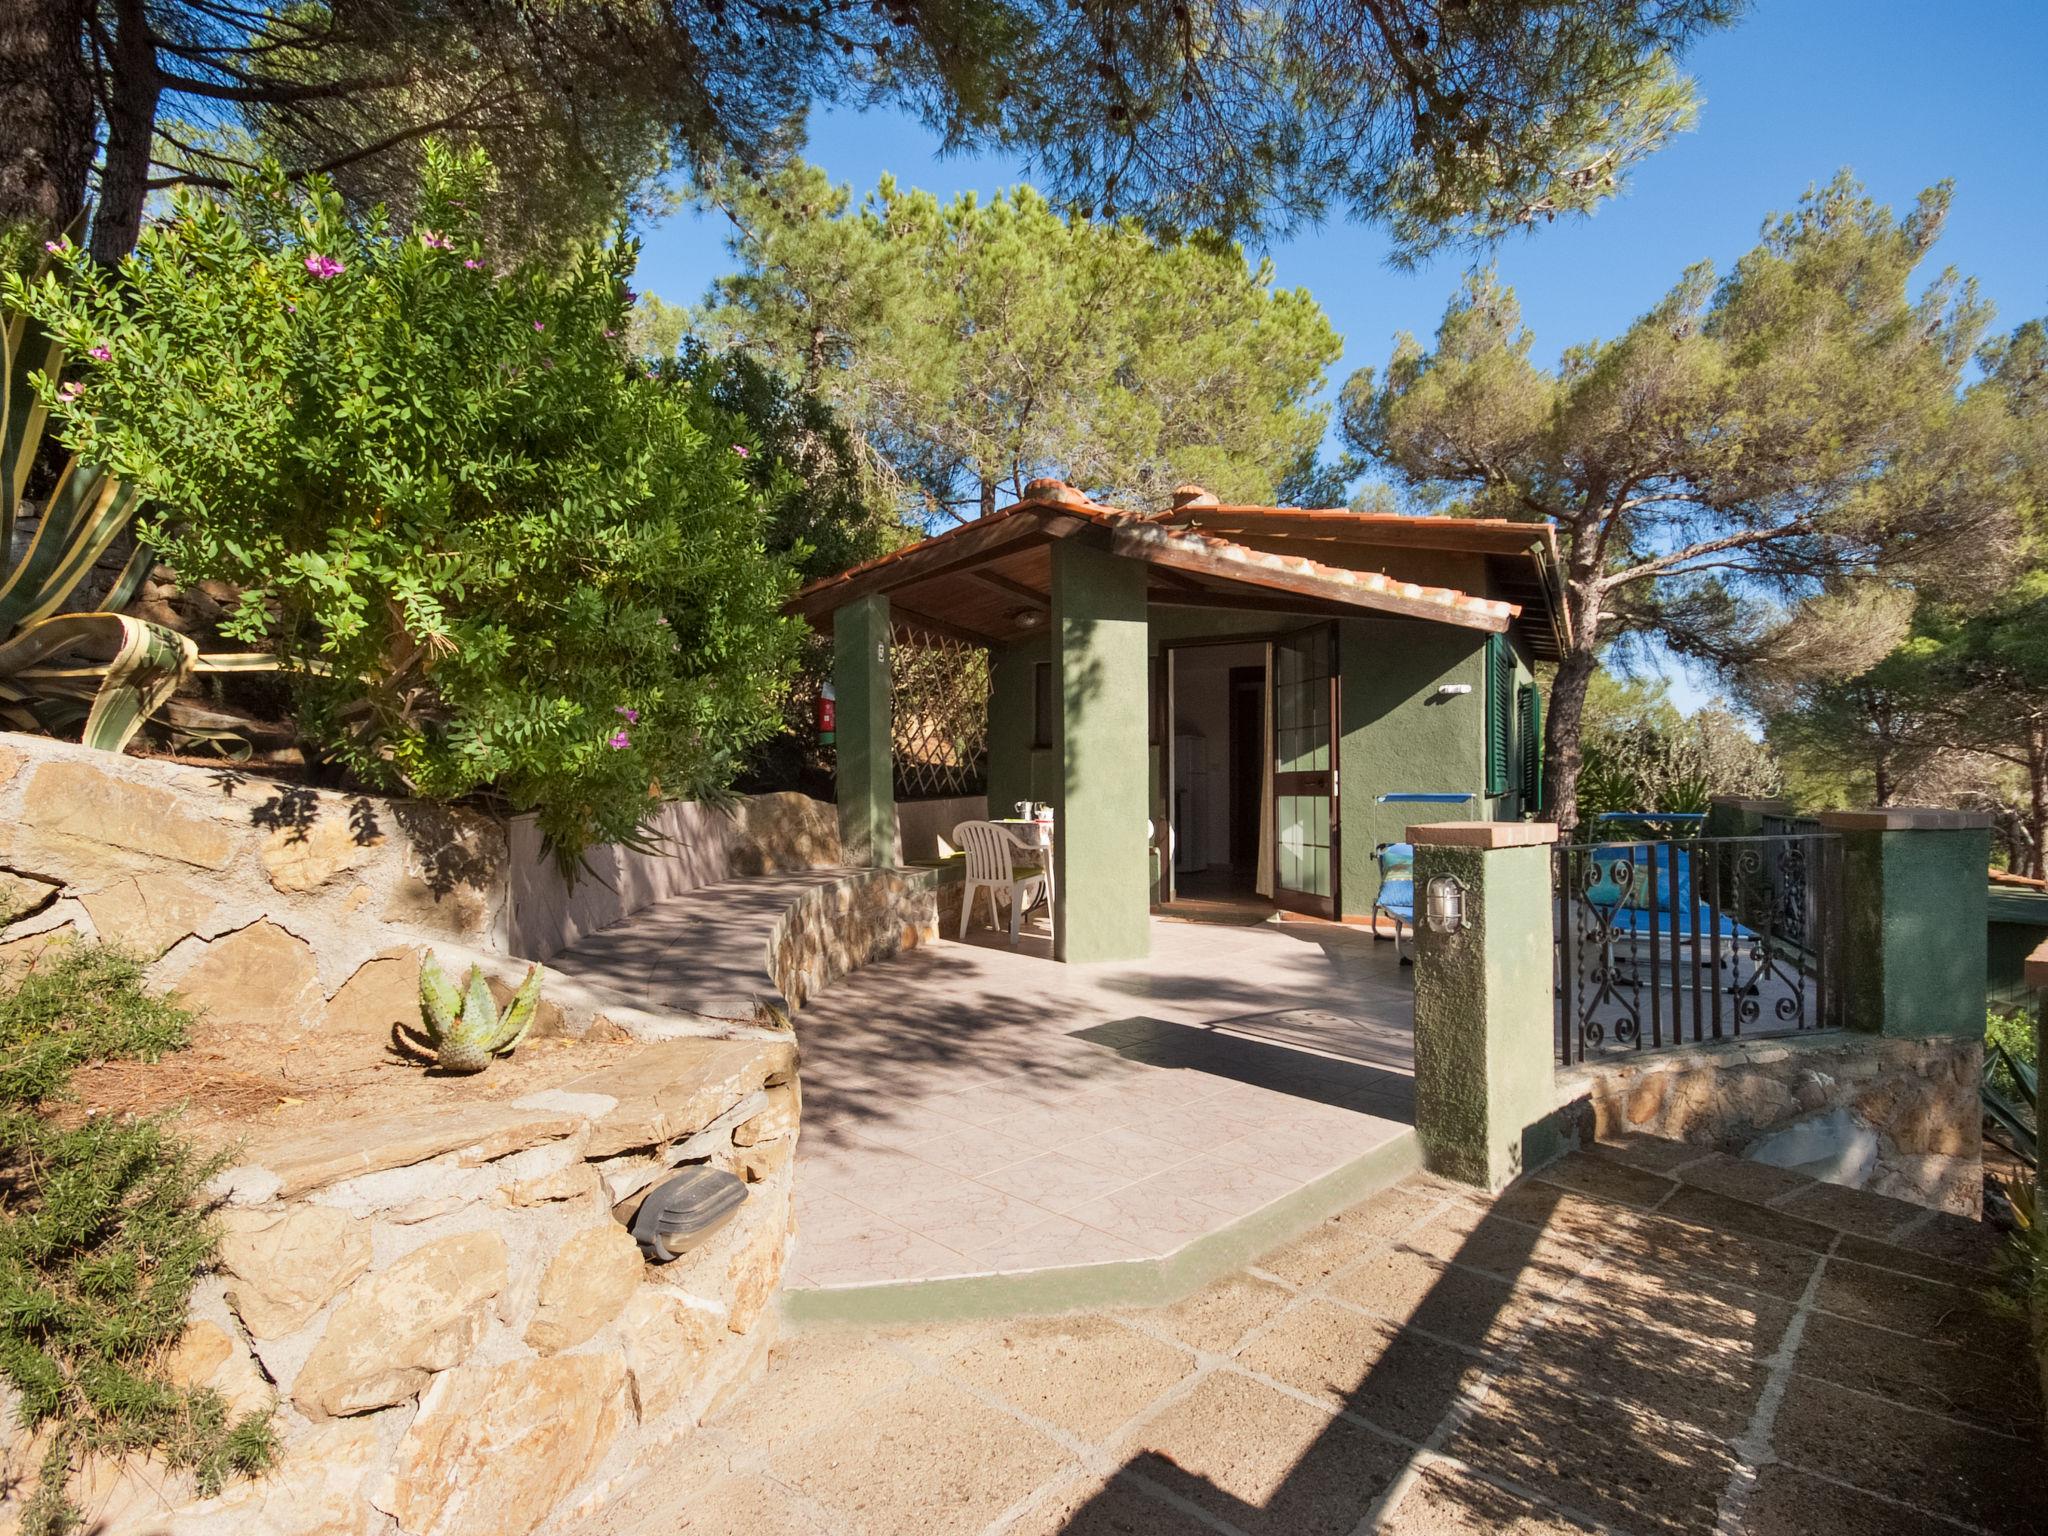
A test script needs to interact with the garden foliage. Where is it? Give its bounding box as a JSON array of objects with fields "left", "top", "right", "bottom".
[
  {"left": 0, "top": 947, "right": 273, "bottom": 1535},
  {"left": 11, "top": 147, "right": 801, "bottom": 866}
]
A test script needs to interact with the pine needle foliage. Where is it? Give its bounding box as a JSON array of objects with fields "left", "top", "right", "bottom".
[{"left": 0, "top": 947, "right": 274, "bottom": 1536}]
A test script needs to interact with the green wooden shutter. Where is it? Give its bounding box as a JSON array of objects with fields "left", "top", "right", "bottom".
[
  {"left": 1518, "top": 682, "right": 1543, "bottom": 811},
  {"left": 1484, "top": 634, "right": 1511, "bottom": 797}
]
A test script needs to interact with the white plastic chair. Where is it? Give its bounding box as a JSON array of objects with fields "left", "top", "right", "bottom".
[{"left": 953, "top": 821, "right": 1049, "bottom": 947}]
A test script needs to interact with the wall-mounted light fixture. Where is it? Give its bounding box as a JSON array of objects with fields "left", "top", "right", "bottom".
[
  {"left": 1425, "top": 874, "right": 1466, "bottom": 934},
  {"left": 1434, "top": 683, "right": 1472, "bottom": 698}
]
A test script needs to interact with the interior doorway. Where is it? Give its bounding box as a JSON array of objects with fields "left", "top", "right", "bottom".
[{"left": 1166, "top": 641, "right": 1267, "bottom": 905}]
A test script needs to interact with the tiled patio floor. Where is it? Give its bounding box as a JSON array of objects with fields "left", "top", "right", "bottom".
[
  {"left": 589, "top": 1140, "right": 2043, "bottom": 1536},
  {"left": 786, "top": 914, "right": 1418, "bottom": 1290}
]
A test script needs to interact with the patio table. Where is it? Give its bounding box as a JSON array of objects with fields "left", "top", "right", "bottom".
[{"left": 990, "top": 819, "right": 1055, "bottom": 921}]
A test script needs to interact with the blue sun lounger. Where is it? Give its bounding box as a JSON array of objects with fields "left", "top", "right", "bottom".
[
  {"left": 1373, "top": 841, "right": 1415, "bottom": 963},
  {"left": 1582, "top": 842, "right": 1753, "bottom": 941}
]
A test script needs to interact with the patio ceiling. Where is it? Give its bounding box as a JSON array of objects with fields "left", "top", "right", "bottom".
[{"left": 789, "top": 482, "right": 1567, "bottom": 658}]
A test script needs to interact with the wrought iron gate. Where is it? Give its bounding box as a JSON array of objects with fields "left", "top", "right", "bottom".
[{"left": 1554, "top": 830, "right": 1844, "bottom": 1065}]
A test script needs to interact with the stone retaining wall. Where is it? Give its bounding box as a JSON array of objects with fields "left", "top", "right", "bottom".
[
  {"left": 0, "top": 733, "right": 824, "bottom": 1535},
  {"left": 768, "top": 865, "right": 948, "bottom": 1012},
  {"left": 1557, "top": 1031, "right": 1982, "bottom": 1216},
  {"left": 24, "top": 1035, "right": 798, "bottom": 1536},
  {"left": 0, "top": 732, "right": 987, "bottom": 1534}
]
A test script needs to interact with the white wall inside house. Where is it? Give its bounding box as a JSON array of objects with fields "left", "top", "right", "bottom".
[{"left": 1169, "top": 642, "right": 1263, "bottom": 875}]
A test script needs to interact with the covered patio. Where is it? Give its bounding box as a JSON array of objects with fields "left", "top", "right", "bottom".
[
  {"left": 785, "top": 911, "right": 1417, "bottom": 1295},
  {"left": 793, "top": 477, "right": 1561, "bottom": 965}
]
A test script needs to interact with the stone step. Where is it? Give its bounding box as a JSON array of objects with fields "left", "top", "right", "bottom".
[{"left": 1571, "top": 1132, "right": 2010, "bottom": 1279}]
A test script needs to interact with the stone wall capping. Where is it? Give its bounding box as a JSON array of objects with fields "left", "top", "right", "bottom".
[
  {"left": 1407, "top": 820, "right": 1559, "bottom": 848},
  {"left": 1708, "top": 795, "right": 1793, "bottom": 813},
  {"left": 1816, "top": 806, "right": 1996, "bottom": 831}
]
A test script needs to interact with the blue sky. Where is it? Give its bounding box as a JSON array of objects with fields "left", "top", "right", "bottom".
[{"left": 632, "top": 0, "right": 2048, "bottom": 711}]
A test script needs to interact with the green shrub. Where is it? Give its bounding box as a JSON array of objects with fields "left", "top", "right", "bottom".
[
  {"left": 9, "top": 146, "right": 800, "bottom": 867},
  {"left": 1988, "top": 1007, "right": 2040, "bottom": 1101},
  {"left": 0, "top": 947, "right": 274, "bottom": 1535}
]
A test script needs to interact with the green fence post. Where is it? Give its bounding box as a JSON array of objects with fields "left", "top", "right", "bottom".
[
  {"left": 1817, "top": 808, "right": 1991, "bottom": 1040},
  {"left": 1410, "top": 821, "right": 1562, "bottom": 1190},
  {"left": 1050, "top": 538, "right": 1151, "bottom": 964},
  {"left": 834, "top": 593, "right": 896, "bottom": 868}
]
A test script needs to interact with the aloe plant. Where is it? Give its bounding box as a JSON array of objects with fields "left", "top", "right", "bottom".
[
  {"left": 416, "top": 955, "right": 544, "bottom": 1073},
  {"left": 1, "top": 245, "right": 277, "bottom": 754}
]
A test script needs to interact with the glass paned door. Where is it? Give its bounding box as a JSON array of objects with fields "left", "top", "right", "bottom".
[{"left": 1271, "top": 624, "right": 1339, "bottom": 917}]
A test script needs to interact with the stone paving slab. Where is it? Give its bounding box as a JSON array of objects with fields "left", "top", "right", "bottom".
[{"left": 591, "top": 1136, "right": 2044, "bottom": 1536}]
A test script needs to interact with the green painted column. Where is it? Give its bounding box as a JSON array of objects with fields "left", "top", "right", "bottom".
[
  {"left": 833, "top": 594, "right": 895, "bottom": 868},
  {"left": 1819, "top": 808, "right": 1991, "bottom": 1040},
  {"left": 1050, "top": 539, "right": 1151, "bottom": 964},
  {"left": 1411, "top": 821, "right": 1562, "bottom": 1190}
]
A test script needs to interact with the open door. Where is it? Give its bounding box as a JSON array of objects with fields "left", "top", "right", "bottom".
[{"left": 1271, "top": 623, "right": 1339, "bottom": 917}]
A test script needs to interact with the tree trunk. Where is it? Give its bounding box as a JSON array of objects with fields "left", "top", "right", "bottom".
[
  {"left": 88, "top": 0, "right": 160, "bottom": 265},
  {"left": 1544, "top": 642, "right": 1600, "bottom": 835},
  {"left": 978, "top": 478, "right": 996, "bottom": 519},
  {"left": 0, "top": 0, "right": 95, "bottom": 242},
  {"left": 1542, "top": 550, "right": 1607, "bottom": 834},
  {"left": 2025, "top": 720, "right": 2048, "bottom": 881}
]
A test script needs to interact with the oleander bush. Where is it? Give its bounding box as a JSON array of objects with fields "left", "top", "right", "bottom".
[
  {"left": 0, "top": 946, "right": 274, "bottom": 1535},
  {"left": 8, "top": 145, "right": 800, "bottom": 867}
]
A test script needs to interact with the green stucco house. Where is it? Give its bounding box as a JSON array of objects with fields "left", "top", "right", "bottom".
[{"left": 792, "top": 479, "right": 1566, "bottom": 964}]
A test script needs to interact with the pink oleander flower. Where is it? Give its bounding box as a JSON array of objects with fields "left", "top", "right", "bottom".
[
  {"left": 532, "top": 320, "right": 546, "bottom": 332},
  {"left": 731, "top": 444, "right": 749, "bottom": 458},
  {"left": 656, "top": 616, "right": 669, "bottom": 626},
  {"left": 421, "top": 231, "right": 453, "bottom": 250},
  {"left": 89, "top": 345, "right": 111, "bottom": 362},
  {"left": 603, "top": 329, "right": 619, "bottom": 339},
  {"left": 304, "top": 254, "right": 345, "bottom": 280},
  {"left": 44, "top": 241, "right": 64, "bottom": 254},
  {"left": 608, "top": 730, "right": 632, "bottom": 750},
  {"left": 463, "top": 258, "right": 483, "bottom": 270},
  {"left": 621, "top": 286, "right": 638, "bottom": 304},
  {"left": 615, "top": 706, "right": 639, "bottom": 723},
  {"left": 58, "top": 381, "right": 84, "bottom": 401}
]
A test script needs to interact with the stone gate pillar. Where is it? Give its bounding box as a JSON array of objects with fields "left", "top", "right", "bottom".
[
  {"left": 1818, "top": 808, "right": 1990, "bottom": 1039},
  {"left": 1410, "top": 821, "right": 1561, "bottom": 1190}
]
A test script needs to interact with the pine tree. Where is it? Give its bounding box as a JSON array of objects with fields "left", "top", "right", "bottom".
[{"left": 1342, "top": 175, "right": 1993, "bottom": 830}]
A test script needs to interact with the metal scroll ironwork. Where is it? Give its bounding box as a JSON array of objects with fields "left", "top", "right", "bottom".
[{"left": 1554, "top": 832, "right": 1843, "bottom": 1065}]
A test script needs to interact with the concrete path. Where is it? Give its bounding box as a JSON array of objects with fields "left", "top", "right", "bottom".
[
  {"left": 595, "top": 1137, "right": 2043, "bottom": 1536},
  {"left": 786, "top": 916, "right": 1418, "bottom": 1290}
]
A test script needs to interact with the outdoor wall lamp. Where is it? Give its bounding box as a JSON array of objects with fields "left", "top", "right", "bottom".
[{"left": 1425, "top": 874, "right": 1466, "bottom": 934}]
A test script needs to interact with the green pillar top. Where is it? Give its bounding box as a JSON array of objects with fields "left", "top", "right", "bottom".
[{"left": 1407, "top": 821, "right": 1558, "bottom": 849}]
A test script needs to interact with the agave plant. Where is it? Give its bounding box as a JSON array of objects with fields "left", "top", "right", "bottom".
[
  {"left": 415, "top": 954, "right": 544, "bottom": 1073},
  {"left": 1, "top": 249, "right": 277, "bottom": 753},
  {"left": 0, "top": 291, "right": 191, "bottom": 749},
  {"left": 1983, "top": 1030, "right": 2038, "bottom": 1172}
]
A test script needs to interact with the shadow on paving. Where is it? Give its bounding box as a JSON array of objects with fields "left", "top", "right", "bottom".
[
  {"left": 789, "top": 921, "right": 1415, "bottom": 1153},
  {"left": 1054, "top": 1150, "right": 2046, "bottom": 1536},
  {"left": 1070, "top": 1017, "right": 1414, "bottom": 1115}
]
